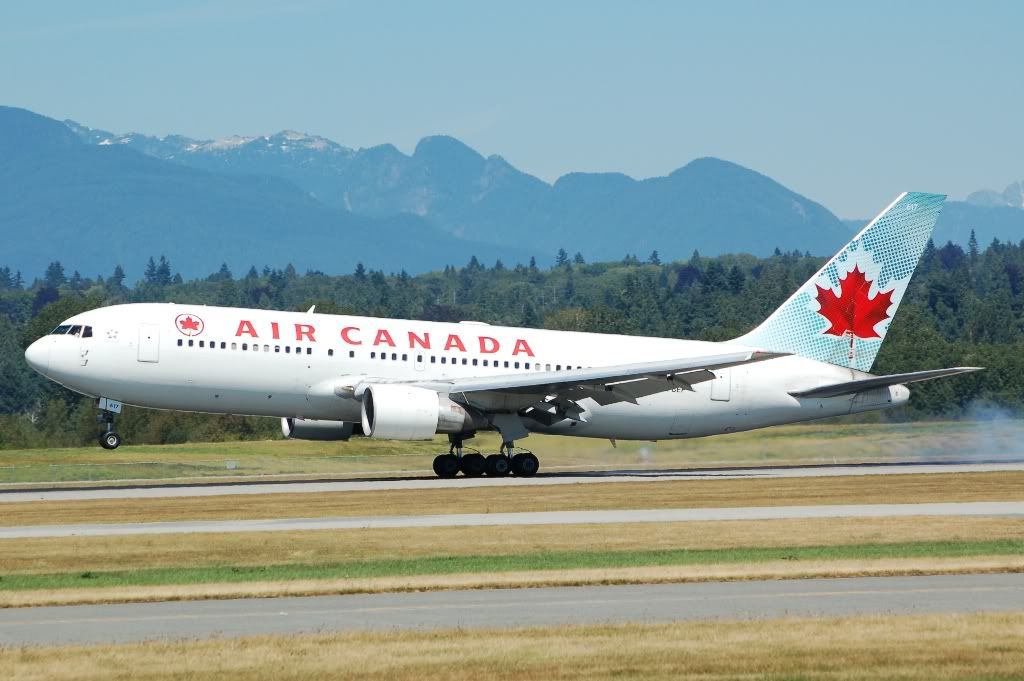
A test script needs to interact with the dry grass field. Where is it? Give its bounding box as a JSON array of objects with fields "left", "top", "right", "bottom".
[
  {"left": 2, "top": 470, "right": 1021, "bottom": 527},
  {"left": 4, "top": 612, "right": 1023, "bottom": 681}
]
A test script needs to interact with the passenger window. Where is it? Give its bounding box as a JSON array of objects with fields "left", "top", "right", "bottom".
[
  {"left": 525, "top": 363, "right": 530, "bottom": 369},
  {"left": 556, "top": 365, "right": 561, "bottom": 371},
  {"left": 274, "top": 346, "right": 280, "bottom": 353},
  {"left": 483, "top": 360, "right": 488, "bottom": 367},
  {"left": 441, "top": 357, "right": 447, "bottom": 364},
  {"left": 285, "top": 347, "right": 291, "bottom": 354},
  {"left": 472, "top": 359, "right": 478, "bottom": 366},
  {"left": 462, "top": 358, "right": 467, "bottom": 365},
  {"left": 188, "top": 339, "right": 194, "bottom": 347},
  {"left": 504, "top": 361, "right": 510, "bottom": 368},
  {"left": 306, "top": 348, "right": 312, "bottom": 355},
  {"left": 177, "top": 339, "right": 183, "bottom": 347},
  {"left": 210, "top": 343, "right": 215, "bottom": 351},
  {"left": 381, "top": 354, "right": 387, "bottom": 361},
  {"left": 242, "top": 343, "right": 248, "bottom": 350},
  {"left": 328, "top": 349, "right": 334, "bottom": 357},
  {"left": 392, "top": 353, "right": 398, "bottom": 360},
  {"left": 416, "top": 355, "right": 422, "bottom": 362},
  {"left": 263, "top": 345, "right": 269, "bottom": 352},
  {"left": 546, "top": 364, "right": 551, "bottom": 371},
  {"left": 514, "top": 362, "right": 520, "bottom": 369},
  {"left": 431, "top": 356, "right": 436, "bottom": 363},
  {"left": 403, "top": 354, "right": 408, "bottom": 361},
  {"left": 232, "top": 343, "right": 237, "bottom": 350},
  {"left": 371, "top": 351, "right": 376, "bottom": 359},
  {"left": 220, "top": 342, "right": 226, "bottom": 349},
  {"left": 349, "top": 350, "right": 355, "bottom": 358}
]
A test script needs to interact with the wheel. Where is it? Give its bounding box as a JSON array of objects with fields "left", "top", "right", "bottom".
[
  {"left": 511, "top": 452, "right": 539, "bottom": 477},
  {"left": 99, "top": 431, "right": 122, "bottom": 450},
  {"left": 460, "top": 453, "right": 486, "bottom": 477},
  {"left": 485, "top": 454, "right": 510, "bottom": 477},
  {"left": 432, "top": 454, "right": 460, "bottom": 479}
]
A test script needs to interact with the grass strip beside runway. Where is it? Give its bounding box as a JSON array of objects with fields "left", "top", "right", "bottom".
[
  {"left": 1, "top": 539, "right": 1020, "bottom": 593},
  {"left": 3, "top": 471, "right": 1022, "bottom": 526},
  {"left": 5, "top": 612, "right": 1024, "bottom": 681}
]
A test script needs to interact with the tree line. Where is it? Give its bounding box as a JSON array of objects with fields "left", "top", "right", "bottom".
[{"left": 1, "top": 233, "right": 1021, "bottom": 449}]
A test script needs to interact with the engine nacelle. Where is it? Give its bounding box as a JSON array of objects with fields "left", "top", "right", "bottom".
[
  {"left": 360, "top": 384, "right": 481, "bottom": 440},
  {"left": 281, "top": 418, "right": 361, "bottom": 441}
]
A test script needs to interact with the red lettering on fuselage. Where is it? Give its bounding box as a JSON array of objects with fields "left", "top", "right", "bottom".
[
  {"left": 341, "top": 327, "right": 362, "bottom": 345},
  {"left": 444, "top": 334, "right": 467, "bottom": 352},
  {"left": 374, "top": 329, "right": 396, "bottom": 347},
  {"left": 295, "top": 324, "right": 316, "bottom": 342},
  {"left": 479, "top": 336, "right": 499, "bottom": 353},
  {"left": 512, "top": 339, "right": 535, "bottom": 356},
  {"left": 270, "top": 322, "right": 280, "bottom": 340},
  {"left": 408, "top": 331, "right": 430, "bottom": 349},
  {"left": 236, "top": 320, "right": 258, "bottom": 338}
]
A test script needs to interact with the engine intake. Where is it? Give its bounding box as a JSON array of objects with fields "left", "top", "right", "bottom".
[
  {"left": 281, "top": 418, "right": 362, "bottom": 441},
  {"left": 360, "top": 384, "right": 482, "bottom": 440}
]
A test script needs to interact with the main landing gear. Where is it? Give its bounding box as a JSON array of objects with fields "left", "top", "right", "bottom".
[
  {"left": 432, "top": 436, "right": 538, "bottom": 479},
  {"left": 97, "top": 408, "right": 122, "bottom": 450}
]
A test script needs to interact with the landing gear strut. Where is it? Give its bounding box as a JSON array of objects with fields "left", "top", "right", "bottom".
[{"left": 97, "top": 409, "right": 121, "bottom": 450}]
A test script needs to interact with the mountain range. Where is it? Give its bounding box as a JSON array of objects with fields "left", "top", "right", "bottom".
[{"left": 2, "top": 105, "right": 1022, "bottom": 280}]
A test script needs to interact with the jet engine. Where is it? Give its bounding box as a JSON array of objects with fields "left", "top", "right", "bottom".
[
  {"left": 281, "top": 418, "right": 362, "bottom": 441},
  {"left": 360, "top": 384, "right": 483, "bottom": 440}
]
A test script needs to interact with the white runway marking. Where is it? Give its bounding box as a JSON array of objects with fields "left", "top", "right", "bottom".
[
  {"left": 2, "top": 460, "right": 1022, "bottom": 503},
  {"left": 2, "top": 501, "right": 1022, "bottom": 539}
]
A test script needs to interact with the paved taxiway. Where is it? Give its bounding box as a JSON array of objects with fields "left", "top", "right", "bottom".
[
  {"left": 2, "top": 501, "right": 1023, "bottom": 539},
  {"left": 2, "top": 460, "right": 1022, "bottom": 503},
  {"left": 0, "top": 574, "right": 1020, "bottom": 646}
]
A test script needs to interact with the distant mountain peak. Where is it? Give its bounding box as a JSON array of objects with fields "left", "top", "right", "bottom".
[{"left": 967, "top": 181, "right": 1023, "bottom": 209}]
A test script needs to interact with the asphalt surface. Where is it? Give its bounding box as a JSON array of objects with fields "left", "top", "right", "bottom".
[
  {"left": 3, "top": 460, "right": 1022, "bottom": 503},
  {"left": 0, "top": 574, "right": 1021, "bottom": 646},
  {"left": 3, "top": 501, "right": 1023, "bottom": 539}
]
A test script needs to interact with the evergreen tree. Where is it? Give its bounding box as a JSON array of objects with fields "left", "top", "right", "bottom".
[
  {"left": 109, "top": 265, "right": 126, "bottom": 289},
  {"left": 44, "top": 261, "right": 66, "bottom": 288},
  {"left": 144, "top": 257, "right": 158, "bottom": 284},
  {"left": 493, "top": 258, "right": 505, "bottom": 271},
  {"left": 648, "top": 250, "right": 661, "bottom": 266},
  {"left": 968, "top": 229, "right": 979, "bottom": 260},
  {"left": 354, "top": 262, "right": 367, "bottom": 280},
  {"left": 155, "top": 256, "right": 172, "bottom": 286},
  {"left": 555, "top": 248, "right": 569, "bottom": 267},
  {"left": 529, "top": 256, "right": 538, "bottom": 272},
  {"left": 573, "top": 252, "right": 586, "bottom": 265}
]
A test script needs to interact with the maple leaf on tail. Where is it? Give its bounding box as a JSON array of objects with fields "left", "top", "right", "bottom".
[{"left": 814, "top": 265, "right": 894, "bottom": 339}]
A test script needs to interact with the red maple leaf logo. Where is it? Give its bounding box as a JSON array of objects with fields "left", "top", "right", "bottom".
[
  {"left": 814, "top": 265, "right": 894, "bottom": 339},
  {"left": 175, "top": 314, "right": 204, "bottom": 336}
]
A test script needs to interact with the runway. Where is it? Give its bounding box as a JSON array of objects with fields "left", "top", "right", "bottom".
[
  {"left": 0, "top": 573, "right": 1020, "bottom": 646},
  {"left": 3, "top": 501, "right": 1023, "bottom": 539},
  {"left": 2, "top": 459, "right": 1022, "bottom": 503}
]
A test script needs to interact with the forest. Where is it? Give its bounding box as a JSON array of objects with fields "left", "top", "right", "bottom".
[{"left": 1, "top": 233, "right": 1021, "bottom": 449}]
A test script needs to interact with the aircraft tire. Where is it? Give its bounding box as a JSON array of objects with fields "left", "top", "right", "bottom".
[
  {"left": 100, "top": 431, "right": 122, "bottom": 450},
  {"left": 432, "top": 454, "right": 460, "bottom": 479},
  {"left": 484, "top": 454, "right": 510, "bottom": 477},
  {"left": 460, "top": 453, "right": 486, "bottom": 477},
  {"left": 511, "top": 452, "right": 539, "bottom": 477}
]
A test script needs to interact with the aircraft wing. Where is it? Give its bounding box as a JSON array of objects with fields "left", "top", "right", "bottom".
[
  {"left": 413, "top": 350, "right": 787, "bottom": 404},
  {"left": 789, "top": 367, "right": 982, "bottom": 399}
]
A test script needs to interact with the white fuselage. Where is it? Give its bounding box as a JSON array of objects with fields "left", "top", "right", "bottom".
[{"left": 26, "top": 303, "right": 908, "bottom": 441}]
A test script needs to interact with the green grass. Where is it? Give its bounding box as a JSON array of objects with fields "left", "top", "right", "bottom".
[
  {"left": 2, "top": 539, "right": 1020, "bottom": 592},
  {"left": 2, "top": 420, "right": 1023, "bottom": 485}
]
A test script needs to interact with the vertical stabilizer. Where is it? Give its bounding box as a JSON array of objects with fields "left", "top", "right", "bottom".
[{"left": 736, "top": 192, "right": 945, "bottom": 372}]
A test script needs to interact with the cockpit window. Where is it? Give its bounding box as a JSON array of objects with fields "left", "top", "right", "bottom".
[
  {"left": 82, "top": 326, "right": 93, "bottom": 338},
  {"left": 50, "top": 325, "right": 72, "bottom": 335},
  {"left": 68, "top": 325, "right": 82, "bottom": 336}
]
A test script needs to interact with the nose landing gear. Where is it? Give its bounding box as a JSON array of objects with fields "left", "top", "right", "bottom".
[{"left": 96, "top": 405, "right": 122, "bottom": 450}]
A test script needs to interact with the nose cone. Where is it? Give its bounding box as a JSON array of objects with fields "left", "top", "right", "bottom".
[{"left": 24, "top": 339, "right": 50, "bottom": 375}]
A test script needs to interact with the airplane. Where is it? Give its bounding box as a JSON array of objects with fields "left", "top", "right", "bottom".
[{"left": 24, "top": 192, "right": 980, "bottom": 478}]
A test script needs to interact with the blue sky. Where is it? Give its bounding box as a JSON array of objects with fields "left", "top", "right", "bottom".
[{"left": 1, "top": 1, "right": 1020, "bottom": 217}]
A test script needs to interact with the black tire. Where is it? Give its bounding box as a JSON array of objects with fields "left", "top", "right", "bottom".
[
  {"left": 460, "top": 453, "right": 486, "bottom": 477},
  {"left": 485, "top": 454, "right": 510, "bottom": 477},
  {"left": 99, "top": 431, "right": 122, "bottom": 450},
  {"left": 432, "top": 454, "right": 460, "bottom": 479},
  {"left": 511, "top": 452, "right": 539, "bottom": 477}
]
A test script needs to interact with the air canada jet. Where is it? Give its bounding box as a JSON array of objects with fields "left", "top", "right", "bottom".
[{"left": 25, "top": 192, "right": 979, "bottom": 478}]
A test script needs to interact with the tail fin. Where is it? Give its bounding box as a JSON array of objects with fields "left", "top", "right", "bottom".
[{"left": 736, "top": 192, "right": 945, "bottom": 372}]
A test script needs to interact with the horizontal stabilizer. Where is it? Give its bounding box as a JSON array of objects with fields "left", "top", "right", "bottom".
[{"left": 789, "top": 367, "right": 982, "bottom": 399}]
